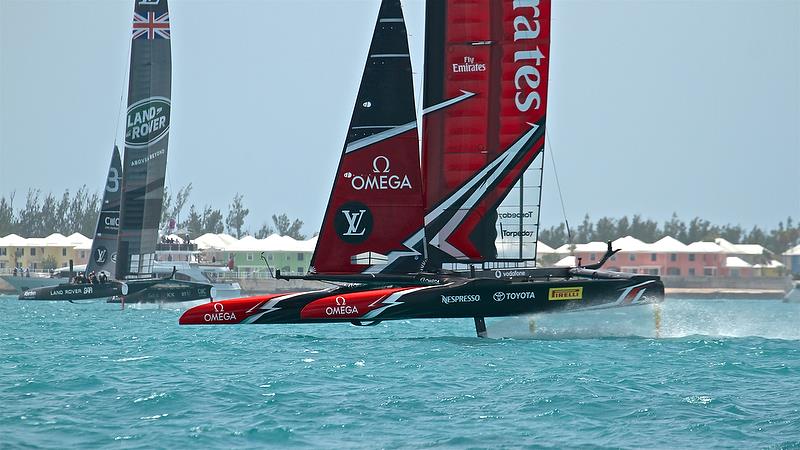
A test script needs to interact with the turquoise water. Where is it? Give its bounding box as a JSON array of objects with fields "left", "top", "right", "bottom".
[{"left": 1, "top": 295, "right": 799, "bottom": 449}]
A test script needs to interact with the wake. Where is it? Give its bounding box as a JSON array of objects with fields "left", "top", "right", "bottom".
[{"left": 486, "top": 299, "right": 800, "bottom": 340}]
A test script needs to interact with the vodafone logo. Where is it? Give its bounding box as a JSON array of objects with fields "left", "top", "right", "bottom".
[
  {"left": 343, "top": 156, "right": 412, "bottom": 191},
  {"left": 204, "top": 302, "right": 237, "bottom": 322}
]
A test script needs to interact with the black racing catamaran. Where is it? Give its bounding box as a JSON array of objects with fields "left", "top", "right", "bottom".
[
  {"left": 179, "top": 0, "right": 664, "bottom": 335},
  {"left": 20, "top": 0, "right": 211, "bottom": 303}
]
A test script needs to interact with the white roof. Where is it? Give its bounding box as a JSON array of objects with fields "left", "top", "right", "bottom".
[
  {"left": 0, "top": 233, "right": 26, "bottom": 246},
  {"left": 686, "top": 241, "right": 725, "bottom": 253},
  {"left": 573, "top": 241, "right": 610, "bottom": 253},
  {"left": 194, "top": 233, "right": 237, "bottom": 250},
  {"left": 783, "top": 244, "right": 800, "bottom": 256},
  {"left": 536, "top": 241, "right": 555, "bottom": 254},
  {"left": 493, "top": 240, "right": 554, "bottom": 256},
  {"left": 752, "top": 259, "right": 784, "bottom": 269},
  {"left": 612, "top": 236, "right": 651, "bottom": 252},
  {"left": 67, "top": 233, "right": 92, "bottom": 249},
  {"left": 0, "top": 232, "right": 91, "bottom": 249},
  {"left": 554, "top": 244, "right": 572, "bottom": 254},
  {"left": 725, "top": 256, "right": 752, "bottom": 268},
  {"left": 651, "top": 236, "right": 689, "bottom": 252},
  {"left": 714, "top": 238, "right": 766, "bottom": 255},
  {"left": 554, "top": 255, "right": 576, "bottom": 267}
]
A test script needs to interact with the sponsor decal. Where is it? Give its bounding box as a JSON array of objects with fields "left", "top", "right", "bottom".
[
  {"left": 94, "top": 246, "right": 108, "bottom": 265},
  {"left": 452, "top": 56, "right": 487, "bottom": 73},
  {"left": 343, "top": 156, "right": 412, "bottom": 191},
  {"left": 334, "top": 201, "right": 373, "bottom": 244},
  {"left": 51, "top": 286, "right": 94, "bottom": 296},
  {"left": 22, "top": 290, "right": 35, "bottom": 297},
  {"left": 493, "top": 291, "right": 536, "bottom": 302},
  {"left": 98, "top": 211, "right": 120, "bottom": 236},
  {"left": 548, "top": 287, "right": 583, "bottom": 301},
  {"left": 495, "top": 270, "right": 527, "bottom": 279},
  {"left": 501, "top": 229, "right": 535, "bottom": 238},
  {"left": 418, "top": 276, "right": 442, "bottom": 285},
  {"left": 204, "top": 302, "right": 237, "bottom": 322},
  {"left": 125, "top": 97, "right": 170, "bottom": 148},
  {"left": 512, "top": 1, "right": 546, "bottom": 112},
  {"left": 325, "top": 296, "right": 359, "bottom": 316},
  {"left": 441, "top": 294, "right": 481, "bottom": 304},
  {"left": 106, "top": 167, "right": 120, "bottom": 193},
  {"left": 130, "top": 148, "right": 166, "bottom": 167},
  {"left": 498, "top": 211, "right": 534, "bottom": 219}
]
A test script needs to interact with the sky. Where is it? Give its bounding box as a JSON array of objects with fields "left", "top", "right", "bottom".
[{"left": 1, "top": 0, "right": 798, "bottom": 238}]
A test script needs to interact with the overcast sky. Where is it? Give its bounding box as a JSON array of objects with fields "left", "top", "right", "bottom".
[{"left": 1, "top": 0, "right": 798, "bottom": 237}]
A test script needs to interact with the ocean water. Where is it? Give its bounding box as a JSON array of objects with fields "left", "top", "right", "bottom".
[{"left": 1, "top": 295, "right": 799, "bottom": 449}]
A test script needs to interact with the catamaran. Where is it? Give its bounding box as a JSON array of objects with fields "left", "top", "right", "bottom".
[
  {"left": 179, "top": 0, "right": 664, "bottom": 335},
  {"left": 19, "top": 0, "right": 212, "bottom": 304}
]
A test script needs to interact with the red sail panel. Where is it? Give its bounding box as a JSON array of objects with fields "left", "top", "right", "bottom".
[
  {"left": 422, "top": 0, "right": 551, "bottom": 266},
  {"left": 311, "top": 0, "right": 426, "bottom": 275}
]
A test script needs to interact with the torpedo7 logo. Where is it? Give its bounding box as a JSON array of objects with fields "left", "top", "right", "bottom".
[{"left": 334, "top": 202, "right": 373, "bottom": 243}]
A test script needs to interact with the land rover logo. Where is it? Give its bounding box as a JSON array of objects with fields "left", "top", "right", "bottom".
[
  {"left": 125, "top": 96, "right": 170, "bottom": 148},
  {"left": 334, "top": 201, "right": 373, "bottom": 244}
]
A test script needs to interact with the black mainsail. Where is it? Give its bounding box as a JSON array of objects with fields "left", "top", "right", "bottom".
[
  {"left": 86, "top": 146, "right": 123, "bottom": 276},
  {"left": 116, "top": 0, "right": 172, "bottom": 279},
  {"left": 19, "top": 0, "right": 213, "bottom": 304}
]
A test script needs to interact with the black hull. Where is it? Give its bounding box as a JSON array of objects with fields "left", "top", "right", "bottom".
[
  {"left": 106, "top": 279, "right": 212, "bottom": 304},
  {"left": 19, "top": 282, "right": 125, "bottom": 301},
  {"left": 180, "top": 274, "right": 664, "bottom": 325},
  {"left": 20, "top": 278, "right": 211, "bottom": 303}
]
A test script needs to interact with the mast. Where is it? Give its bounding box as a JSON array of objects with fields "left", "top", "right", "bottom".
[
  {"left": 86, "top": 146, "right": 122, "bottom": 276},
  {"left": 116, "top": 0, "right": 172, "bottom": 279},
  {"left": 421, "top": 0, "right": 552, "bottom": 270},
  {"left": 310, "top": 0, "right": 426, "bottom": 275}
]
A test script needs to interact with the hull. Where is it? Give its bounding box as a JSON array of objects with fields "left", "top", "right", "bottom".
[
  {"left": 180, "top": 275, "right": 663, "bottom": 325},
  {"left": 20, "top": 281, "right": 125, "bottom": 301},
  {"left": 106, "top": 279, "right": 212, "bottom": 304},
  {"left": 20, "top": 277, "right": 211, "bottom": 303}
]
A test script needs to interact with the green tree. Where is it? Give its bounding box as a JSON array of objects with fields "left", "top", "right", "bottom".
[
  {"left": 594, "top": 217, "right": 617, "bottom": 242},
  {"left": 271, "top": 213, "right": 306, "bottom": 240},
  {"left": 255, "top": 222, "right": 275, "bottom": 239},
  {"left": 182, "top": 205, "right": 203, "bottom": 239},
  {"left": 662, "top": 212, "right": 687, "bottom": 242},
  {"left": 203, "top": 206, "right": 225, "bottom": 235},
  {"left": 161, "top": 183, "right": 193, "bottom": 231},
  {"left": 0, "top": 193, "right": 15, "bottom": 235},
  {"left": 225, "top": 193, "right": 249, "bottom": 238}
]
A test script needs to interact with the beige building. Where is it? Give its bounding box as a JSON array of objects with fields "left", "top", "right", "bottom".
[{"left": 0, "top": 233, "right": 91, "bottom": 271}]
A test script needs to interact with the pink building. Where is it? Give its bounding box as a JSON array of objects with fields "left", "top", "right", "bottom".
[{"left": 564, "top": 236, "right": 756, "bottom": 278}]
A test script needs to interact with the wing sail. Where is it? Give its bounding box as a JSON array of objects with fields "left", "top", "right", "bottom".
[{"left": 311, "top": 0, "right": 426, "bottom": 275}]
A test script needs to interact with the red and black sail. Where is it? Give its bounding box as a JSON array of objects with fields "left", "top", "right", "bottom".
[
  {"left": 421, "top": 0, "right": 551, "bottom": 268},
  {"left": 311, "top": 0, "right": 426, "bottom": 275}
]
